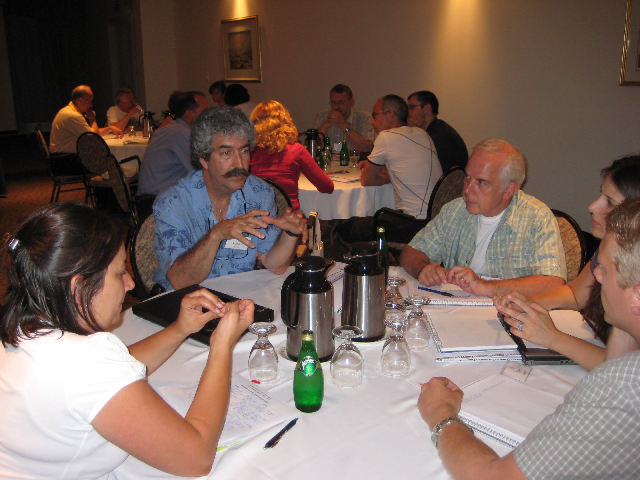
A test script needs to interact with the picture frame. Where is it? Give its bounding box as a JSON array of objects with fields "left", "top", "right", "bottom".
[
  {"left": 221, "top": 15, "right": 262, "bottom": 82},
  {"left": 620, "top": 0, "right": 640, "bottom": 85}
]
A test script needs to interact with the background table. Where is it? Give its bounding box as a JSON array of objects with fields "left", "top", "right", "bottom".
[
  {"left": 298, "top": 167, "right": 394, "bottom": 220},
  {"left": 104, "top": 134, "right": 148, "bottom": 162},
  {"left": 111, "top": 267, "right": 587, "bottom": 480}
]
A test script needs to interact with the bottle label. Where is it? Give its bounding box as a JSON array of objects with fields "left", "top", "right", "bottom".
[{"left": 298, "top": 356, "right": 318, "bottom": 376}]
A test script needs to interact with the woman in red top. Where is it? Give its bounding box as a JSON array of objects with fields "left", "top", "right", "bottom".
[{"left": 250, "top": 100, "right": 334, "bottom": 210}]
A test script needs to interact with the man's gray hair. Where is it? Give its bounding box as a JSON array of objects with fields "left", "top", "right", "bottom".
[
  {"left": 472, "top": 138, "right": 527, "bottom": 189},
  {"left": 190, "top": 106, "right": 255, "bottom": 169},
  {"left": 115, "top": 87, "right": 133, "bottom": 104},
  {"left": 71, "top": 85, "right": 92, "bottom": 101},
  {"left": 381, "top": 94, "right": 408, "bottom": 124}
]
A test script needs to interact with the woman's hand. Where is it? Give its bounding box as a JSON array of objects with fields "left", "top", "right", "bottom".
[
  {"left": 209, "top": 300, "right": 255, "bottom": 348},
  {"left": 496, "top": 295, "right": 561, "bottom": 349},
  {"left": 493, "top": 291, "right": 529, "bottom": 310},
  {"left": 175, "top": 288, "right": 225, "bottom": 338}
]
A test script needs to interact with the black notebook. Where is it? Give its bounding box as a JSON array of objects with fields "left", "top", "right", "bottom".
[
  {"left": 132, "top": 284, "right": 274, "bottom": 345},
  {"left": 497, "top": 313, "right": 575, "bottom": 366}
]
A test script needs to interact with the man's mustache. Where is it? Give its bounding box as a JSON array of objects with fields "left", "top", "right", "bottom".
[{"left": 223, "top": 168, "right": 249, "bottom": 178}]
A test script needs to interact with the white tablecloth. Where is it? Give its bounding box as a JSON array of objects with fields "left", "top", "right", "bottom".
[
  {"left": 104, "top": 135, "right": 148, "bottom": 162},
  {"left": 298, "top": 167, "right": 395, "bottom": 220},
  {"left": 110, "top": 267, "right": 587, "bottom": 480}
]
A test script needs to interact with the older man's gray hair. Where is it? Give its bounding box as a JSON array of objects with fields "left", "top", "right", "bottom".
[
  {"left": 71, "top": 85, "right": 92, "bottom": 101},
  {"left": 190, "top": 106, "right": 255, "bottom": 170},
  {"left": 472, "top": 138, "right": 527, "bottom": 189}
]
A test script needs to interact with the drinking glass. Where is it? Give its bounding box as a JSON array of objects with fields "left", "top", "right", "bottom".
[
  {"left": 381, "top": 309, "right": 411, "bottom": 376},
  {"left": 330, "top": 325, "right": 364, "bottom": 388},
  {"left": 404, "top": 295, "right": 431, "bottom": 351},
  {"left": 248, "top": 322, "right": 278, "bottom": 383},
  {"left": 385, "top": 276, "right": 406, "bottom": 308},
  {"left": 127, "top": 125, "right": 136, "bottom": 137},
  {"left": 349, "top": 147, "right": 360, "bottom": 168}
]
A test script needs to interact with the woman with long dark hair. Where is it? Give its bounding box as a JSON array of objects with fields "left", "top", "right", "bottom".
[
  {"left": 496, "top": 155, "right": 640, "bottom": 369},
  {"left": 0, "top": 203, "right": 253, "bottom": 477}
]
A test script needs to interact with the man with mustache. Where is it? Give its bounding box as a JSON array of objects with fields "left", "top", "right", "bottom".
[
  {"left": 399, "top": 138, "right": 566, "bottom": 297},
  {"left": 152, "top": 107, "right": 306, "bottom": 290}
]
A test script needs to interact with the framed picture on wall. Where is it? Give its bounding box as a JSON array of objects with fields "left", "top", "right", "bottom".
[
  {"left": 221, "top": 15, "right": 262, "bottom": 82},
  {"left": 620, "top": 0, "right": 640, "bottom": 85}
]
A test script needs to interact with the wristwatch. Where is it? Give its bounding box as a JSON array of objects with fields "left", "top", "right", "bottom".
[
  {"left": 430, "top": 416, "right": 471, "bottom": 448},
  {"left": 344, "top": 126, "right": 351, "bottom": 134}
]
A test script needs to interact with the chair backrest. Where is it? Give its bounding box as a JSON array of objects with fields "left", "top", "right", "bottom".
[
  {"left": 426, "top": 166, "right": 466, "bottom": 221},
  {"left": 77, "top": 132, "right": 138, "bottom": 224},
  {"left": 552, "top": 209, "right": 587, "bottom": 282},
  {"left": 76, "top": 132, "right": 111, "bottom": 174},
  {"left": 261, "top": 177, "right": 292, "bottom": 216},
  {"left": 36, "top": 130, "right": 50, "bottom": 159},
  {"left": 130, "top": 213, "right": 158, "bottom": 296}
]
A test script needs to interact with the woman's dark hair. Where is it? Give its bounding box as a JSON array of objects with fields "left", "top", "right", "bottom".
[
  {"left": 1, "top": 203, "right": 126, "bottom": 347},
  {"left": 601, "top": 155, "right": 640, "bottom": 200},
  {"left": 581, "top": 155, "right": 640, "bottom": 342},
  {"left": 224, "top": 83, "right": 250, "bottom": 106}
]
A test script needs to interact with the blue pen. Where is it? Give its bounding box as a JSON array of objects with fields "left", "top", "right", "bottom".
[{"left": 417, "top": 285, "right": 454, "bottom": 297}]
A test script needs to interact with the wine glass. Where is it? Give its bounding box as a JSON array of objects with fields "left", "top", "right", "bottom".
[
  {"left": 349, "top": 147, "right": 360, "bottom": 168},
  {"left": 385, "top": 276, "right": 406, "bottom": 308},
  {"left": 381, "top": 309, "right": 411, "bottom": 376},
  {"left": 404, "top": 295, "right": 431, "bottom": 351},
  {"left": 248, "top": 322, "right": 278, "bottom": 383},
  {"left": 330, "top": 325, "right": 364, "bottom": 388}
]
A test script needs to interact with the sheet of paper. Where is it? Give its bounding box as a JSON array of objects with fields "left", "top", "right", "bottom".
[
  {"left": 154, "top": 374, "right": 296, "bottom": 449},
  {"left": 418, "top": 283, "right": 494, "bottom": 306}
]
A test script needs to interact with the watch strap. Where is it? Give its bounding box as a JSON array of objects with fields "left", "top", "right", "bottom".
[{"left": 430, "top": 416, "right": 471, "bottom": 447}]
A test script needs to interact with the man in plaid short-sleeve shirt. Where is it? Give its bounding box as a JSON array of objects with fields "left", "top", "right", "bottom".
[{"left": 399, "top": 138, "right": 566, "bottom": 298}]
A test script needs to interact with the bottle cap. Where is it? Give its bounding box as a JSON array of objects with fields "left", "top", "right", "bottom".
[
  {"left": 377, "top": 226, "right": 386, "bottom": 233},
  {"left": 301, "top": 330, "right": 314, "bottom": 341}
]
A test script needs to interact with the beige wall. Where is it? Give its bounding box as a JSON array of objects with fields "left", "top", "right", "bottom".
[
  {"left": 141, "top": 0, "right": 640, "bottom": 230},
  {"left": 139, "top": 0, "right": 179, "bottom": 116}
]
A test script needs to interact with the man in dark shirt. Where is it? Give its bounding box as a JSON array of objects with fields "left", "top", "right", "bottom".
[{"left": 407, "top": 90, "right": 468, "bottom": 172}]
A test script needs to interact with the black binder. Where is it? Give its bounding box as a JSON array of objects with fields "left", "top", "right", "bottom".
[{"left": 132, "top": 284, "right": 274, "bottom": 345}]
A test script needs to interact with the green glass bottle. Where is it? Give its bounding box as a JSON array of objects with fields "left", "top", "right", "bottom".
[
  {"left": 322, "top": 135, "right": 332, "bottom": 171},
  {"left": 339, "top": 136, "right": 349, "bottom": 167},
  {"left": 315, "top": 145, "right": 325, "bottom": 170},
  {"left": 293, "top": 330, "right": 324, "bottom": 413},
  {"left": 376, "top": 226, "right": 389, "bottom": 284}
]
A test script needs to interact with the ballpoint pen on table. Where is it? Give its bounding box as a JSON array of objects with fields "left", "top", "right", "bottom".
[
  {"left": 417, "top": 285, "right": 454, "bottom": 297},
  {"left": 264, "top": 418, "right": 298, "bottom": 448}
]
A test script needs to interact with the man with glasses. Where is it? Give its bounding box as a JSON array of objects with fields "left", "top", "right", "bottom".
[
  {"left": 337, "top": 94, "right": 442, "bottom": 243},
  {"left": 314, "top": 83, "right": 374, "bottom": 153},
  {"left": 50, "top": 85, "right": 120, "bottom": 154},
  {"left": 407, "top": 90, "right": 468, "bottom": 172},
  {"left": 152, "top": 107, "right": 306, "bottom": 291},
  {"left": 399, "top": 138, "right": 565, "bottom": 297}
]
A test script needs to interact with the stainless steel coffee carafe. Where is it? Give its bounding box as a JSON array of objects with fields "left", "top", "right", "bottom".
[
  {"left": 281, "top": 256, "right": 335, "bottom": 361},
  {"left": 302, "top": 129, "right": 324, "bottom": 157},
  {"left": 341, "top": 242, "right": 385, "bottom": 341}
]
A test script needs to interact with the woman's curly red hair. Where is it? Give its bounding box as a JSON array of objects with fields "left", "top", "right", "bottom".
[{"left": 250, "top": 100, "right": 299, "bottom": 154}]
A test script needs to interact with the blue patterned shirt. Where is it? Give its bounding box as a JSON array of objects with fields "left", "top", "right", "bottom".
[
  {"left": 152, "top": 170, "right": 279, "bottom": 290},
  {"left": 408, "top": 190, "right": 566, "bottom": 280}
]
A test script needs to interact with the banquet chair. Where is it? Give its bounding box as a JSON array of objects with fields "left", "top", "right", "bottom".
[
  {"left": 425, "top": 166, "right": 466, "bottom": 221},
  {"left": 36, "top": 130, "right": 90, "bottom": 203},
  {"left": 552, "top": 209, "right": 587, "bottom": 282},
  {"left": 261, "top": 177, "right": 292, "bottom": 216},
  {"left": 129, "top": 213, "right": 165, "bottom": 299},
  {"left": 76, "top": 132, "right": 140, "bottom": 228}
]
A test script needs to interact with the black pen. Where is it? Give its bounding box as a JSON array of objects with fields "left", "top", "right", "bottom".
[{"left": 264, "top": 418, "right": 298, "bottom": 448}]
